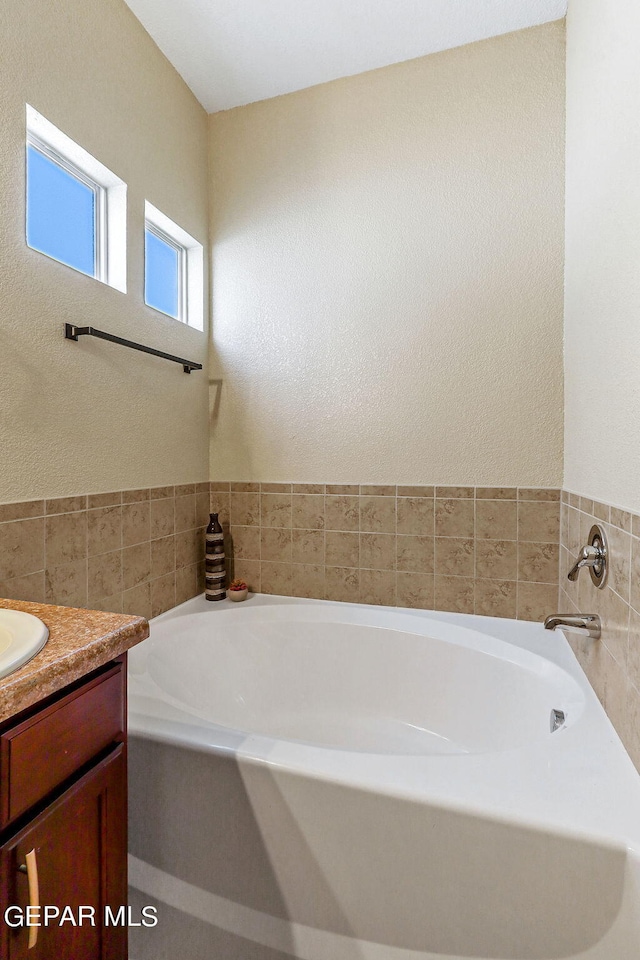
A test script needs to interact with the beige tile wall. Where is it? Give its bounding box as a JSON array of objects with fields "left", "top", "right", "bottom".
[
  {"left": 0, "top": 480, "right": 561, "bottom": 623},
  {"left": 212, "top": 483, "right": 560, "bottom": 620},
  {"left": 0, "top": 484, "right": 210, "bottom": 619},
  {"left": 559, "top": 491, "right": 640, "bottom": 769},
  {"left": 4, "top": 480, "right": 636, "bottom": 767}
]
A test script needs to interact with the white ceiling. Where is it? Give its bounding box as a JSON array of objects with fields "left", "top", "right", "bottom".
[{"left": 123, "top": 0, "right": 567, "bottom": 113}]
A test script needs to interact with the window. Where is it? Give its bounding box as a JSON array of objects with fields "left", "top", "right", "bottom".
[
  {"left": 144, "top": 225, "right": 185, "bottom": 321},
  {"left": 26, "top": 105, "right": 127, "bottom": 291},
  {"left": 144, "top": 202, "right": 203, "bottom": 331},
  {"left": 27, "top": 141, "right": 102, "bottom": 280}
]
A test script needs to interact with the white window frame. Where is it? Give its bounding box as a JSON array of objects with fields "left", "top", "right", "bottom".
[
  {"left": 27, "top": 134, "right": 107, "bottom": 281},
  {"left": 144, "top": 201, "right": 204, "bottom": 332},
  {"left": 26, "top": 105, "right": 127, "bottom": 292}
]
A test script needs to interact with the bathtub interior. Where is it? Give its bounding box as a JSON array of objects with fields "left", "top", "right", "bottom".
[{"left": 130, "top": 603, "right": 585, "bottom": 756}]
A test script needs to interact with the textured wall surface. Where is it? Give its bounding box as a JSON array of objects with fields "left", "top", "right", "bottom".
[
  {"left": 208, "top": 22, "right": 565, "bottom": 486},
  {"left": 0, "top": 0, "right": 210, "bottom": 502},
  {"left": 564, "top": 0, "right": 640, "bottom": 512}
]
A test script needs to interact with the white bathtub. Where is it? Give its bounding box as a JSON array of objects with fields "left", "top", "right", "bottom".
[{"left": 127, "top": 595, "right": 640, "bottom": 960}]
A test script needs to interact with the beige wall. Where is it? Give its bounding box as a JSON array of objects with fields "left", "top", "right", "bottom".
[
  {"left": 209, "top": 22, "right": 565, "bottom": 486},
  {"left": 564, "top": 0, "right": 640, "bottom": 512},
  {"left": 562, "top": 0, "right": 640, "bottom": 768},
  {"left": 0, "top": 0, "right": 210, "bottom": 503}
]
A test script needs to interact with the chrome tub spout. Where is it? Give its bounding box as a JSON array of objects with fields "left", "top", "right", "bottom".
[{"left": 543, "top": 614, "right": 601, "bottom": 640}]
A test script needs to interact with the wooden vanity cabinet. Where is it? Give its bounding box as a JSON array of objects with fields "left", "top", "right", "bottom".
[{"left": 0, "top": 657, "right": 128, "bottom": 960}]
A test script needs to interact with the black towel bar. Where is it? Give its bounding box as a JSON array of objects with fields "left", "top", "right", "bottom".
[{"left": 64, "top": 323, "right": 202, "bottom": 373}]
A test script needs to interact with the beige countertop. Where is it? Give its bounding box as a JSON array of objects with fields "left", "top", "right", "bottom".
[{"left": 0, "top": 597, "right": 149, "bottom": 723}]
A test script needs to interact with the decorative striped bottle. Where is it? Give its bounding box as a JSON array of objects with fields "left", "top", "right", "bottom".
[{"left": 205, "top": 513, "right": 226, "bottom": 601}]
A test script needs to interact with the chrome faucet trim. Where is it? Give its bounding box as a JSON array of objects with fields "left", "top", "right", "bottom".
[
  {"left": 567, "top": 544, "right": 601, "bottom": 581},
  {"left": 543, "top": 614, "right": 601, "bottom": 640},
  {"left": 567, "top": 524, "right": 608, "bottom": 588}
]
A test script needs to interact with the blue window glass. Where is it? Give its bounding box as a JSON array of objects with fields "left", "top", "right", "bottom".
[
  {"left": 26, "top": 144, "right": 96, "bottom": 278},
  {"left": 145, "top": 228, "right": 181, "bottom": 320}
]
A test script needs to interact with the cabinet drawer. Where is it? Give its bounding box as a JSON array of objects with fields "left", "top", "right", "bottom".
[{"left": 0, "top": 663, "right": 125, "bottom": 828}]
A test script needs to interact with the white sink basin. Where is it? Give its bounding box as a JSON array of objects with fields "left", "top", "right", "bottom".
[{"left": 0, "top": 609, "right": 48, "bottom": 679}]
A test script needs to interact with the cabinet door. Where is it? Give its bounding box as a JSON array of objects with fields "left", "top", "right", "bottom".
[{"left": 0, "top": 746, "right": 126, "bottom": 960}]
